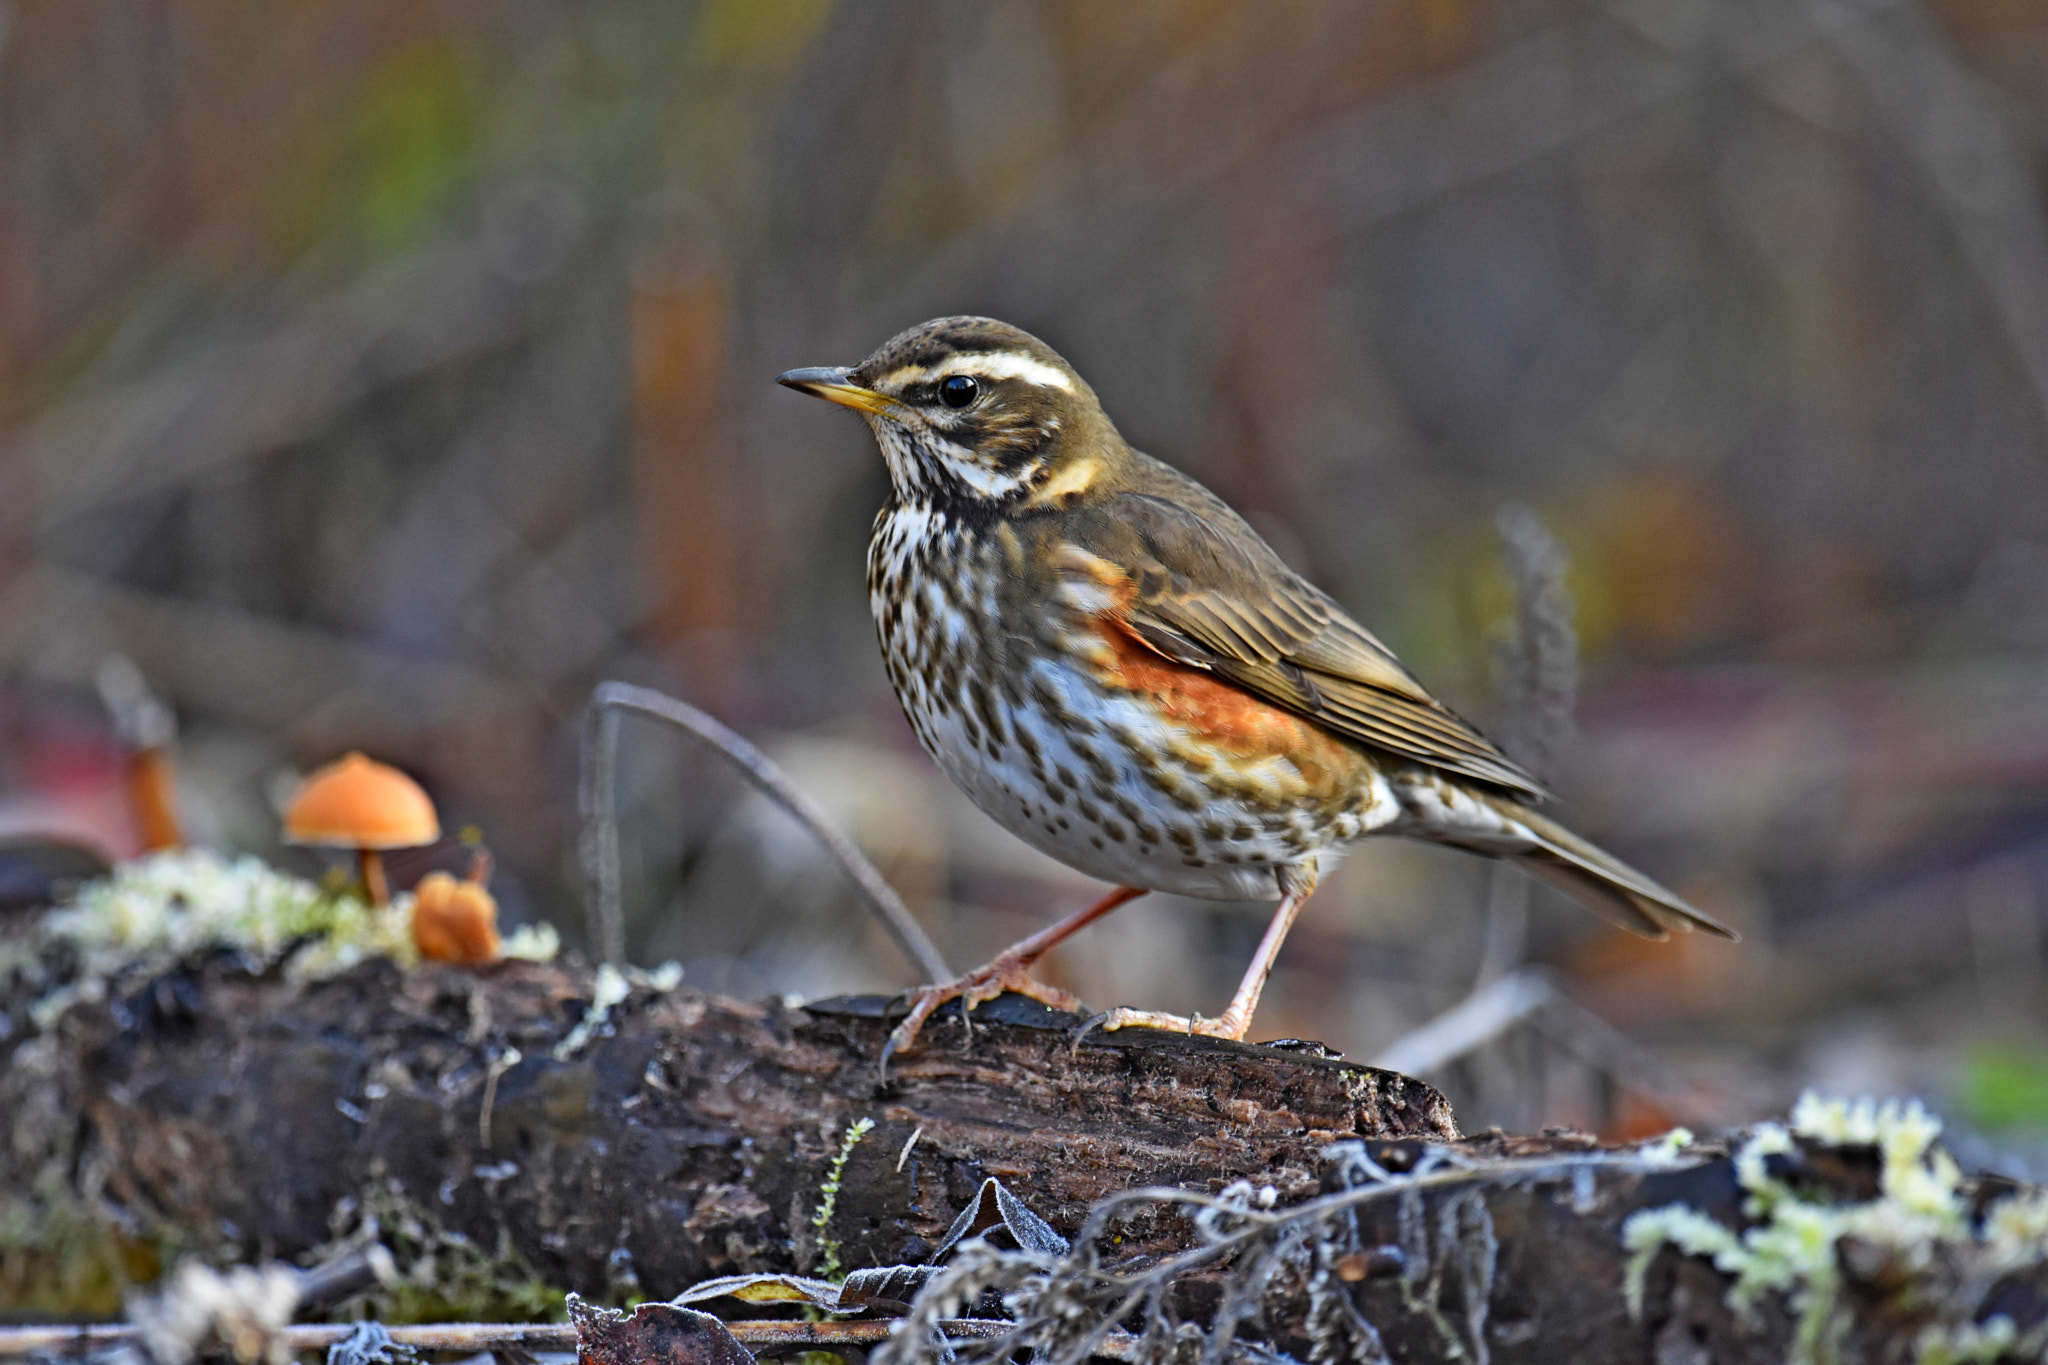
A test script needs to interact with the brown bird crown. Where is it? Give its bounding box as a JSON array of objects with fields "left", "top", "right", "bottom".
[{"left": 782, "top": 316, "right": 1119, "bottom": 509}]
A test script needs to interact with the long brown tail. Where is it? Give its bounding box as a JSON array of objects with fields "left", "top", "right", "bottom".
[
  {"left": 1494, "top": 798, "right": 1736, "bottom": 940},
  {"left": 1392, "top": 771, "right": 1737, "bottom": 940}
]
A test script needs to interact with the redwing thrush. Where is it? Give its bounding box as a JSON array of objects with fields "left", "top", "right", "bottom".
[{"left": 779, "top": 316, "right": 1734, "bottom": 1059}]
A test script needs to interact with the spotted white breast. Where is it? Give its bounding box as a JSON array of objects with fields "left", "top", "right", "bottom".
[{"left": 867, "top": 503, "right": 1402, "bottom": 900}]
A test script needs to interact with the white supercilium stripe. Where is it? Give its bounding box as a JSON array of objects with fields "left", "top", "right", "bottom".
[{"left": 879, "top": 351, "right": 1075, "bottom": 393}]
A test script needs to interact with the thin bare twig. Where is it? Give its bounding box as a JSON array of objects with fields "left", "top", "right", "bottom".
[
  {"left": 1467, "top": 503, "right": 1578, "bottom": 996},
  {"left": 580, "top": 696, "right": 626, "bottom": 966},
  {"left": 578, "top": 681, "right": 951, "bottom": 981},
  {"left": 0, "top": 1318, "right": 1100, "bottom": 1357}
]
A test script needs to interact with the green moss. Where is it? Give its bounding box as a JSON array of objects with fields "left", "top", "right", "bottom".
[
  {"left": 809, "top": 1118, "right": 874, "bottom": 1284},
  {"left": 1960, "top": 1043, "right": 2048, "bottom": 1134},
  {"left": 318, "top": 1176, "right": 568, "bottom": 1325},
  {"left": 0, "top": 1175, "right": 177, "bottom": 1318}
]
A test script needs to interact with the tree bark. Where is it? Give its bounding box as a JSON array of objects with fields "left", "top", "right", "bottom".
[
  {"left": 6, "top": 956, "right": 2044, "bottom": 1364},
  {"left": 3, "top": 956, "right": 1449, "bottom": 1302}
]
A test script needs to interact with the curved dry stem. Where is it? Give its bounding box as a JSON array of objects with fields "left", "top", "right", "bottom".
[{"left": 578, "top": 680, "right": 951, "bottom": 981}]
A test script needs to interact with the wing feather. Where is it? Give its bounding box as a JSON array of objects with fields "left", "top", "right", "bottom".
[{"left": 1064, "top": 485, "right": 1546, "bottom": 800}]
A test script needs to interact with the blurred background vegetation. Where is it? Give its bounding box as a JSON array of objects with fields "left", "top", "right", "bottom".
[{"left": 5, "top": 0, "right": 2048, "bottom": 1156}]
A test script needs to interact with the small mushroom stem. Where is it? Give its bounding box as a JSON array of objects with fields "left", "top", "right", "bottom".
[
  {"left": 358, "top": 848, "right": 391, "bottom": 906},
  {"left": 128, "top": 746, "right": 183, "bottom": 851}
]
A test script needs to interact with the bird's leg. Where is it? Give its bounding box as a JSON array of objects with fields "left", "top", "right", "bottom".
[
  {"left": 1088, "top": 880, "right": 1313, "bottom": 1042},
  {"left": 884, "top": 885, "right": 1147, "bottom": 1063}
]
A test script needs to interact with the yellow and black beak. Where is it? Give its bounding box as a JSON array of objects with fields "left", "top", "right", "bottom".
[{"left": 776, "top": 366, "right": 899, "bottom": 417}]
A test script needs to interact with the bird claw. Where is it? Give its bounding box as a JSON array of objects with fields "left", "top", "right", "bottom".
[
  {"left": 1068, "top": 1010, "right": 1117, "bottom": 1054},
  {"left": 1068, "top": 1006, "right": 1245, "bottom": 1053},
  {"left": 879, "top": 957, "right": 1086, "bottom": 1074}
]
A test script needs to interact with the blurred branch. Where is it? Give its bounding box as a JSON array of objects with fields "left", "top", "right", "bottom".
[
  {"left": 1373, "top": 967, "right": 1554, "bottom": 1078},
  {"left": 0, "top": 563, "right": 534, "bottom": 747},
  {"left": 1493, "top": 503, "right": 1578, "bottom": 782},
  {"left": 880, "top": 0, "right": 1914, "bottom": 324},
  {"left": 15, "top": 230, "right": 569, "bottom": 531},
  {"left": 1470, "top": 505, "right": 1578, "bottom": 991},
  {"left": 1372, "top": 966, "right": 1713, "bottom": 1126},
  {"left": 1319, "top": 0, "right": 1913, "bottom": 229},
  {"left": 95, "top": 654, "right": 184, "bottom": 851},
  {"left": 579, "top": 681, "right": 950, "bottom": 980},
  {"left": 1820, "top": 0, "right": 2048, "bottom": 435},
  {"left": 583, "top": 696, "right": 626, "bottom": 966}
]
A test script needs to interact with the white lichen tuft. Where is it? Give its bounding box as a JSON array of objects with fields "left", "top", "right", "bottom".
[
  {"left": 1983, "top": 1186, "right": 2048, "bottom": 1268},
  {"left": 5, "top": 848, "right": 563, "bottom": 1032},
  {"left": 1912, "top": 1308, "right": 2048, "bottom": 1365},
  {"left": 500, "top": 922, "right": 562, "bottom": 962},
  {"left": 1788, "top": 1093, "right": 1961, "bottom": 1231},
  {"left": 57, "top": 847, "right": 402, "bottom": 967},
  {"left": 552, "top": 962, "right": 632, "bottom": 1061},
  {"left": 8, "top": 849, "right": 417, "bottom": 1028},
  {"left": 1622, "top": 1206, "right": 1743, "bottom": 1318},
  {"left": 1636, "top": 1127, "right": 1697, "bottom": 1169},
  {"left": 127, "top": 1257, "right": 302, "bottom": 1365},
  {"left": 1621, "top": 1091, "right": 2045, "bottom": 1365}
]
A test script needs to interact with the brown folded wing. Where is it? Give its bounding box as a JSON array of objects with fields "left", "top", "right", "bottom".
[{"left": 1064, "top": 489, "right": 1546, "bottom": 801}]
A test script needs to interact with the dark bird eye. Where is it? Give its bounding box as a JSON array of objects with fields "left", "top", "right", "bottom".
[{"left": 938, "top": 374, "right": 980, "bottom": 408}]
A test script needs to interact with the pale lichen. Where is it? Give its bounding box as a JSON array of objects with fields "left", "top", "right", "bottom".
[
  {"left": 127, "top": 1258, "right": 302, "bottom": 1365},
  {"left": 3, "top": 849, "right": 408, "bottom": 1028},
  {"left": 500, "top": 921, "right": 562, "bottom": 963},
  {"left": 3, "top": 847, "right": 560, "bottom": 1034},
  {"left": 1623, "top": 1092, "right": 2046, "bottom": 1365},
  {"left": 1983, "top": 1186, "right": 2048, "bottom": 1267},
  {"left": 1637, "top": 1126, "right": 1697, "bottom": 1168},
  {"left": 1911, "top": 1312, "right": 2048, "bottom": 1365},
  {"left": 552, "top": 963, "right": 632, "bottom": 1061}
]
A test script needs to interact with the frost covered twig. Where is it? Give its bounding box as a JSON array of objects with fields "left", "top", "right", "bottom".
[
  {"left": 0, "top": 1318, "right": 1071, "bottom": 1359},
  {"left": 879, "top": 1142, "right": 1699, "bottom": 1365}
]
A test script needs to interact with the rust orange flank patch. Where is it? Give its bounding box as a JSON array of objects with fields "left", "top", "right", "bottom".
[{"left": 1091, "top": 613, "right": 1363, "bottom": 804}]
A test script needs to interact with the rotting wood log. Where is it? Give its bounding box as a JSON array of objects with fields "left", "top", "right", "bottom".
[
  {"left": 2, "top": 956, "right": 1449, "bottom": 1309},
  {"left": 8, "top": 956, "right": 2046, "bottom": 1365}
]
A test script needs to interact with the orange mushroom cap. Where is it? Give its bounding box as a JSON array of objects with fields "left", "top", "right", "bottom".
[{"left": 283, "top": 752, "right": 440, "bottom": 850}]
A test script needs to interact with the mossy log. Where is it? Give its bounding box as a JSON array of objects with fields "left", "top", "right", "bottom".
[
  {"left": 5, "top": 956, "right": 2044, "bottom": 1364},
  {"left": 3, "top": 957, "right": 1447, "bottom": 1306}
]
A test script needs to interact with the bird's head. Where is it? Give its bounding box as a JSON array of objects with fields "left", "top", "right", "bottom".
[{"left": 779, "top": 316, "right": 1116, "bottom": 507}]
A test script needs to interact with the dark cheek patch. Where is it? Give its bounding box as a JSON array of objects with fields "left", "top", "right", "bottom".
[
  {"left": 937, "top": 408, "right": 1049, "bottom": 471},
  {"left": 942, "top": 413, "right": 990, "bottom": 445}
]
